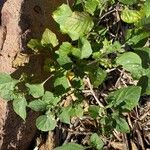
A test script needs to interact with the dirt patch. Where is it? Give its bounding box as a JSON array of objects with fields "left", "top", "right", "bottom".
[{"left": 0, "top": 0, "right": 73, "bottom": 149}]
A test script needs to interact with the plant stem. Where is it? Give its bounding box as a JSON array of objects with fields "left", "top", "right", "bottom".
[
  {"left": 85, "top": 77, "right": 104, "bottom": 108},
  {"left": 42, "top": 74, "right": 54, "bottom": 85}
]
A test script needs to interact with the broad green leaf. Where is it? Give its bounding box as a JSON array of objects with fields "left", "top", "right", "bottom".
[
  {"left": 42, "top": 91, "right": 61, "bottom": 106},
  {"left": 134, "top": 47, "right": 150, "bottom": 68},
  {"left": 107, "top": 86, "right": 141, "bottom": 111},
  {"left": 0, "top": 73, "right": 17, "bottom": 88},
  {"left": 125, "top": 28, "right": 149, "bottom": 47},
  {"left": 135, "top": 16, "right": 150, "bottom": 27},
  {"left": 42, "top": 91, "right": 54, "bottom": 102},
  {"left": 41, "top": 28, "right": 58, "bottom": 47},
  {"left": 138, "top": 71, "right": 150, "bottom": 95},
  {"left": 79, "top": 37, "right": 93, "bottom": 59},
  {"left": 59, "top": 107, "right": 71, "bottom": 124},
  {"left": 89, "top": 67, "right": 107, "bottom": 87},
  {"left": 92, "top": 51, "right": 102, "bottom": 60},
  {"left": 121, "top": 7, "right": 142, "bottom": 23},
  {"left": 26, "top": 83, "right": 44, "bottom": 98},
  {"left": 59, "top": 105, "right": 83, "bottom": 124},
  {"left": 101, "top": 39, "right": 124, "bottom": 55},
  {"left": 117, "top": 52, "right": 142, "bottom": 65},
  {"left": 63, "top": 11, "right": 94, "bottom": 40},
  {"left": 52, "top": 4, "right": 72, "bottom": 25},
  {"left": 54, "top": 75, "right": 70, "bottom": 90},
  {"left": 90, "top": 133, "right": 104, "bottom": 150},
  {"left": 0, "top": 73, "right": 18, "bottom": 100},
  {"left": 89, "top": 105, "right": 100, "bottom": 118},
  {"left": 36, "top": 114, "right": 57, "bottom": 131},
  {"left": 13, "top": 94, "right": 27, "bottom": 120},
  {"left": 53, "top": 4, "right": 94, "bottom": 40},
  {"left": 118, "top": 0, "right": 137, "bottom": 5},
  {"left": 70, "top": 47, "right": 81, "bottom": 58},
  {"left": 92, "top": 40, "right": 124, "bottom": 61},
  {"left": 28, "top": 99, "right": 47, "bottom": 111},
  {"left": 110, "top": 41, "right": 124, "bottom": 53},
  {"left": 56, "top": 42, "right": 72, "bottom": 66},
  {"left": 143, "top": 0, "right": 150, "bottom": 17},
  {"left": 114, "top": 117, "right": 130, "bottom": 133},
  {"left": 73, "top": 105, "right": 84, "bottom": 118},
  {"left": 27, "top": 39, "right": 42, "bottom": 52},
  {"left": 126, "top": 29, "right": 149, "bottom": 46},
  {"left": 54, "top": 143, "right": 85, "bottom": 150},
  {"left": 68, "top": 105, "right": 84, "bottom": 118},
  {"left": 85, "top": 0, "right": 99, "bottom": 15},
  {"left": 0, "top": 90, "right": 15, "bottom": 100},
  {"left": 116, "top": 52, "right": 144, "bottom": 79},
  {"left": 57, "top": 39, "right": 92, "bottom": 64}
]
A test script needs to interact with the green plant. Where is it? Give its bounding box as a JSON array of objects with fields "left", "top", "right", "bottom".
[{"left": 0, "top": 0, "right": 150, "bottom": 149}]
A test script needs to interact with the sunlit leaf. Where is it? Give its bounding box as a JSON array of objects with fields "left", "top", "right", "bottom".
[
  {"left": 89, "top": 105, "right": 100, "bottom": 118},
  {"left": 42, "top": 91, "right": 61, "bottom": 106},
  {"left": 52, "top": 4, "right": 72, "bottom": 25},
  {"left": 126, "top": 29, "right": 149, "bottom": 46},
  {"left": 13, "top": 94, "right": 27, "bottom": 120},
  {"left": 54, "top": 75, "right": 70, "bottom": 90},
  {"left": 121, "top": 7, "right": 142, "bottom": 23},
  {"left": 138, "top": 70, "right": 150, "bottom": 95},
  {"left": 116, "top": 52, "right": 144, "bottom": 79},
  {"left": 54, "top": 143, "right": 85, "bottom": 150},
  {"left": 119, "top": 0, "right": 137, "bottom": 5},
  {"left": 89, "top": 67, "right": 107, "bottom": 87},
  {"left": 0, "top": 73, "right": 18, "bottom": 100},
  {"left": 107, "top": 86, "right": 141, "bottom": 111},
  {"left": 90, "top": 133, "right": 104, "bottom": 150},
  {"left": 143, "top": 0, "right": 150, "bottom": 17},
  {"left": 59, "top": 107, "right": 71, "bottom": 124},
  {"left": 114, "top": 116, "right": 130, "bottom": 133},
  {"left": 53, "top": 4, "right": 94, "bottom": 40},
  {"left": 84, "top": 0, "right": 99, "bottom": 15},
  {"left": 27, "top": 39, "right": 42, "bottom": 52},
  {"left": 36, "top": 114, "right": 57, "bottom": 131},
  {"left": 26, "top": 83, "right": 44, "bottom": 98},
  {"left": 41, "top": 28, "right": 58, "bottom": 47},
  {"left": 79, "top": 37, "right": 93, "bottom": 59},
  {"left": 28, "top": 99, "right": 47, "bottom": 111},
  {"left": 56, "top": 42, "right": 73, "bottom": 66}
]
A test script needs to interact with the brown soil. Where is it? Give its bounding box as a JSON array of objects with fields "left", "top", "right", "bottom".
[{"left": 0, "top": 0, "right": 73, "bottom": 149}]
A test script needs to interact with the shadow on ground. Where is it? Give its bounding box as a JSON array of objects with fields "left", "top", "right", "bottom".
[{"left": 0, "top": 0, "right": 70, "bottom": 149}]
